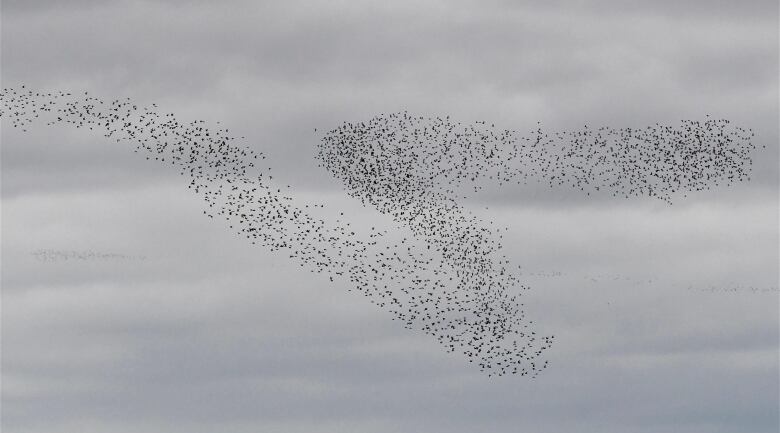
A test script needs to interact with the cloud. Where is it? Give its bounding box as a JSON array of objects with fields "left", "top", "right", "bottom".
[{"left": 2, "top": 0, "right": 777, "bottom": 432}]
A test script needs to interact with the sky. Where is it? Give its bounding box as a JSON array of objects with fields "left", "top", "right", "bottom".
[{"left": 2, "top": 1, "right": 778, "bottom": 432}]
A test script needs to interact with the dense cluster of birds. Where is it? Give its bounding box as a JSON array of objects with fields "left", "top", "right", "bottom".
[
  {"left": 317, "top": 111, "right": 756, "bottom": 204},
  {"left": 1, "top": 86, "right": 758, "bottom": 377},
  {"left": 315, "top": 111, "right": 756, "bottom": 374}
]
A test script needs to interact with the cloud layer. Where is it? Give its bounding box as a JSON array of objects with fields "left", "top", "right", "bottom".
[{"left": 2, "top": 1, "right": 778, "bottom": 432}]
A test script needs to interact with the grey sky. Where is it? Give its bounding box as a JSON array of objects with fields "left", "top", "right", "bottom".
[{"left": 2, "top": 1, "right": 778, "bottom": 432}]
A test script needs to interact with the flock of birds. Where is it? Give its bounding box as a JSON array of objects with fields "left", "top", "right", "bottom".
[
  {"left": 1, "top": 86, "right": 758, "bottom": 377},
  {"left": 318, "top": 111, "right": 756, "bottom": 204},
  {"left": 30, "top": 249, "right": 147, "bottom": 262}
]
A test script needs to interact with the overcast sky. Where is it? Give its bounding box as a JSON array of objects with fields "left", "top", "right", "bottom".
[{"left": 2, "top": 1, "right": 778, "bottom": 432}]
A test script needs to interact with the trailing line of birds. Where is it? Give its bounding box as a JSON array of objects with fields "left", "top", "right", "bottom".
[{"left": 0, "top": 86, "right": 758, "bottom": 377}]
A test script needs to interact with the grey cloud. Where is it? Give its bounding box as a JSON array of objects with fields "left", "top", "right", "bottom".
[
  {"left": 4, "top": 180, "right": 777, "bottom": 432},
  {"left": 2, "top": 1, "right": 778, "bottom": 432}
]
